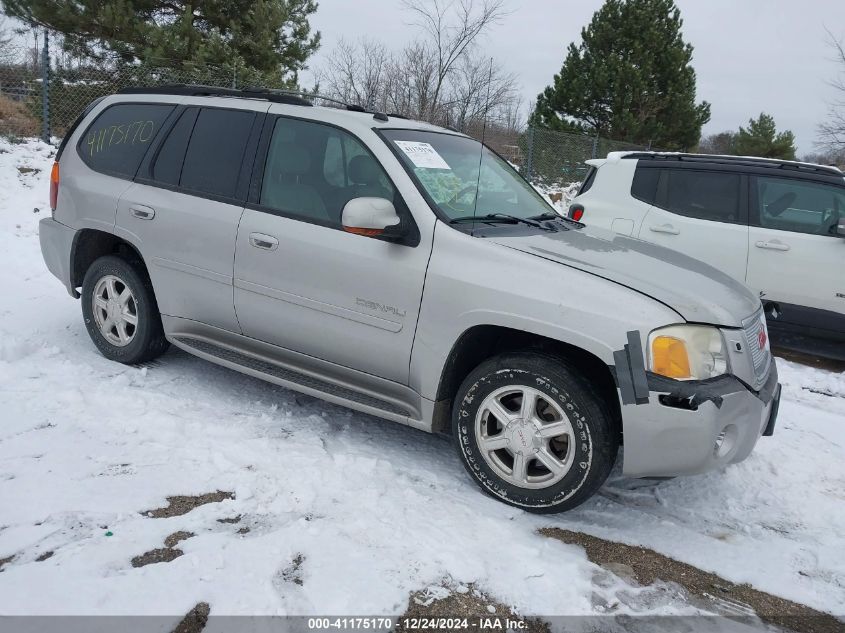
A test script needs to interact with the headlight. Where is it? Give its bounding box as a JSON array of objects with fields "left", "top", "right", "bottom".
[{"left": 647, "top": 325, "right": 729, "bottom": 381}]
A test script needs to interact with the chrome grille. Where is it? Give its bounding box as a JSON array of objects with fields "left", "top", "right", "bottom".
[{"left": 743, "top": 310, "right": 771, "bottom": 383}]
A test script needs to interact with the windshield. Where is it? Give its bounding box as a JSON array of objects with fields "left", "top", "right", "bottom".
[{"left": 382, "top": 129, "right": 556, "bottom": 223}]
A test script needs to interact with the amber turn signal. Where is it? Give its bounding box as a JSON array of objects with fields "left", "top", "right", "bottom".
[
  {"left": 651, "top": 335, "right": 692, "bottom": 380},
  {"left": 343, "top": 226, "right": 384, "bottom": 237}
]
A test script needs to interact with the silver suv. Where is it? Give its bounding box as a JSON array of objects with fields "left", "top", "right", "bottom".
[{"left": 39, "top": 86, "right": 781, "bottom": 513}]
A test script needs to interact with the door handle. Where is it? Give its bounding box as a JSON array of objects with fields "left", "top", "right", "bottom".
[
  {"left": 755, "top": 240, "right": 790, "bottom": 252},
  {"left": 249, "top": 233, "right": 279, "bottom": 251},
  {"left": 649, "top": 223, "right": 680, "bottom": 235},
  {"left": 130, "top": 205, "right": 155, "bottom": 220}
]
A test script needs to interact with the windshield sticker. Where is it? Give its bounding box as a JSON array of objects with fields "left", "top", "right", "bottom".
[{"left": 394, "top": 141, "right": 451, "bottom": 170}]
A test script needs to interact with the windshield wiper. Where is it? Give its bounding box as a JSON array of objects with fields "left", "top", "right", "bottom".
[
  {"left": 449, "top": 213, "right": 548, "bottom": 229},
  {"left": 529, "top": 212, "right": 584, "bottom": 227}
]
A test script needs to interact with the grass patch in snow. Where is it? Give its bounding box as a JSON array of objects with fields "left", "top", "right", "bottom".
[
  {"left": 280, "top": 553, "right": 305, "bottom": 586},
  {"left": 164, "top": 531, "right": 195, "bottom": 548},
  {"left": 216, "top": 515, "right": 242, "bottom": 525},
  {"left": 131, "top": 530, "right": 196, "bottom": 568},
  {"left": 398, "top": 584, "right": 549, "bottom": 633},
  {"left": 172, "top": 602, "right": 210, "bottom": 633},
  {"left": 541, "top": 528, "right": 844, "bottom": 633},
  {"left": 142, "top": 491, "right": 235, "bottom": 518},
  {"left": 130, "top": 547, "right": 183, "bottom": 568}
]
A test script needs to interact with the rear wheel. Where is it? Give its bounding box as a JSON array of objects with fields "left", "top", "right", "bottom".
[
  {"left": 81, "top": 255, "right": 168, "bottom": 364},
  {"left": 453, "top": 352, "right": 618, "bottom": 513}
]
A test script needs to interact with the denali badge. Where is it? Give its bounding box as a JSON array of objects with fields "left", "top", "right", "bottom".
[{"left": 356, "top": 298, "right": 406, "bottom": 318}]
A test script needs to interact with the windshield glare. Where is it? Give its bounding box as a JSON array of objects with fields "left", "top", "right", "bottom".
[{"left": 383, "top": 130, "right": 556, "bottom": 223}]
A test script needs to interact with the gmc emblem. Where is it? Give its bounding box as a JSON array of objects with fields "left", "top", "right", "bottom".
[{"left": 758, "top": 328, "right": 768, "bottom": 351}]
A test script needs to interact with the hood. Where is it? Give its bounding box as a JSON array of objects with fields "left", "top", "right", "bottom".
[{"left": 489, "top": 225, "right": 760, "bottom": 327}]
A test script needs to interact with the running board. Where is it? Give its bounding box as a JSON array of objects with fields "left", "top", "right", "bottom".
[{"left": 171, "top": 335, "right": 420, "bottom": 427}]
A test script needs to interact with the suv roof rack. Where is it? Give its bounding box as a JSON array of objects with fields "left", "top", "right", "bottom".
[
  {"left": 118, "top": 84, "right": 401, "bottom": 122},
  {"left": 118, "top": 84, "right": 314, "bottom": 107},
  {"left": 620, "top": 152, "right": 843, "bottom": 177}
]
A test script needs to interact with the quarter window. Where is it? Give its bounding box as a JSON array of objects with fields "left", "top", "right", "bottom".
[
  {"left": 578, "top": 166, "right": 597, "bottom": 195},
  {"left": 180, "top": 108, "right": 256, "bottom": 198},
  {"left": 78, "top": 103, "right": 174, "bottom": 178},
  {"left": 631, "top": 166, "right": 659, "bottom": 204},
  {"left": 661, "top": 169, "right": 741, "bottom": 223},
  {"left": 261, "top": 117, "right": 396, "bottom": 227},
  {"left": 755, "top": 177, "right": 845, "bottom": 236}
]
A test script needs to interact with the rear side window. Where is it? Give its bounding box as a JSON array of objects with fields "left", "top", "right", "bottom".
[
  {"left": 661, "top": 169, "right": 741, "bottom": 223},
  {"left": 151, "top": 108, "right": 197, "bottom": 186},
  {"left": 78, "top": 103, "right": 174, "bottom": 178},
  {"left": 578, "top": 167, "right": 597, "bottom": 194},
  {"left": 180, "top": 108, "right": 256, "bottom": 198},
  {"left": 631, "top": 166, "right": 659, "bottom": 204}
]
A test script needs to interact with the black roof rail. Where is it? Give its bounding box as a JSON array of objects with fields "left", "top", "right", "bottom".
[
  {"left": 276, "top": 90, "right": 395, "bottom": 122},
  {"left": 621, "top": 152, "right": 843, "bottom": 177},
  {"left": 118, "top": 84, "right": 313, "bottom": 107},
  {"left": 119, "top": 84, "right": 414, "bottom": 123}
]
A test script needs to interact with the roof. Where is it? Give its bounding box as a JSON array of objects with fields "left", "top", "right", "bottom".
[
  {"left": 603, "top": 151, "right": 844, "bottom": 178},
  {"left": 116, "top": 84, "right": 456, "bottom": 134}
]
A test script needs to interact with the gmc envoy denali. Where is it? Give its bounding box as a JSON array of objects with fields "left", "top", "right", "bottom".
[{"left": 39, "top": 86, "right": 781, "bottom": 512}]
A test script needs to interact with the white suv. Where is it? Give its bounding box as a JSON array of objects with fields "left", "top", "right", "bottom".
[{"left": 569, "top": 152, "right": 845, "bottom": 360}]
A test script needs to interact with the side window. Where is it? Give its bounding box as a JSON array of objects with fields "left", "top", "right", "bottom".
[
  {"left": 78, "top": 103, "right": 174, "bottom": 178},
  {"left": 180, "top": 108, "right": 256, "bottom": 198},
  {"left": 631, "top": 166, "right": 659, "bottom": 204},
  {"left": 151, "top": 108, "right": 196, "bottom": 186},
  {"left": 578, "top": 166, "right": 597, "bottom": 195},
  {"left": 323, "top": 135, "right": 345, "bottom": 187},
  {"left": 755, "top": 176, "right": 845, "bottom": 236},
  {"left": 260, "top": 117, "right": 396, "bottom": 227},
  {"left": 660, "top": 169, "right": 741, "bottom": 223}
]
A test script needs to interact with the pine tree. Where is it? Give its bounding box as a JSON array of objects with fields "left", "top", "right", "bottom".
[
  {"left": 530, "top": 0, "right": 710, "bottom": 150},
  {"left": 3, "top": 0, "right": 321, "bottom": 85},
  {"left": 734, "top": 113, "right": 797, "bottom": 160}
]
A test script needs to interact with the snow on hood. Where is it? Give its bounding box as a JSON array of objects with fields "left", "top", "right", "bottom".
[{"left": 489, "top": 224, "right": 761, "bottom": 328}]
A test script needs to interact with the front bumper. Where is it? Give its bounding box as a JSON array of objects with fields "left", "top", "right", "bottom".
[
  {"left": 39, "top": 218, "right": 78, "bottom": 298},
  {"left": 621, "top": 362, "right": 780, "bottom": 478}
]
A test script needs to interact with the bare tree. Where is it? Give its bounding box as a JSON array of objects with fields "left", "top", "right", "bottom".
[
  {"left": 447, "top": 53, "right": 518, "bottom": 130},
  {"left": 322, "top": 38, "right": 390, "bottom": 110},
  {"left": 402, "top": 0, "right": 506, "bottom": 119},
  {"left": 818, "top": 29, "right": 845, "bottom": 155},
  {"left": 318, "top": 0, "right": 521, "bottom": 134},
  {"left": 697, "top": 131, "right": 738, "bottom": 155}
]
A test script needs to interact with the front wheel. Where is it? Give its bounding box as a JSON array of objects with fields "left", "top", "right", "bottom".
[
  {"left": 81, "top": 255, "right": 169, "bottom": 364},
  {"left": 453, "top": 353, "right": 618, "bottom": 513}
]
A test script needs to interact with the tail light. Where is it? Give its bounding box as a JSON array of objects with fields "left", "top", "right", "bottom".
[
  {"left": 568, "top": 203, "right": 584, "bottom": 222},
  {"left": 49, "top": 161, "right": 59, "bottom": 215}
]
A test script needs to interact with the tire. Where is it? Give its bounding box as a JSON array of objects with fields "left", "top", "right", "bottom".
[
  {"left": 81, "top": 255, "right": 169, "bottom": 364},
  {"left": 453, "top": 352, "right": 618, "bottom": 513}
]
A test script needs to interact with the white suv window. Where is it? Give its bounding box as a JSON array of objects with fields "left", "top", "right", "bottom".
[
  {"left": 661, "top": 169, "right": 742, "bottom": 223},
  {"left": 755, "top": 176, "right": 845, "bottom": 237}
]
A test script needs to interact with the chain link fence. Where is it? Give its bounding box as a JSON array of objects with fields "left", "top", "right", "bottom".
[
  {"left": 451, "top": 120, "right": 655, "bottom": 193},
  {"left": 0, "top": 36, "right": 291, "bottom": 140},
  {"left": 1, "top": 36, "right": 652, "bottom": 196}
]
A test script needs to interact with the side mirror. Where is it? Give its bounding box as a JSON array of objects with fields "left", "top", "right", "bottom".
[
  {"left": 837, "top": 218, "right": 845, "bottom": 238},
  {"left": 342, "top": 197, "right": 402, "bottom": 239}
]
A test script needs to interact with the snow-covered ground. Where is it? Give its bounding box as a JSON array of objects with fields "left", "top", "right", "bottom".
[{"left": 0, "top": 139, "right": 843, "bottom": 619}]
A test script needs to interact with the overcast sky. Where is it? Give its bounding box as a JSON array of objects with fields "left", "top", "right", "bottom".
[{"left": 302, "top": 0, "right": 845, "bottom": 155}]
